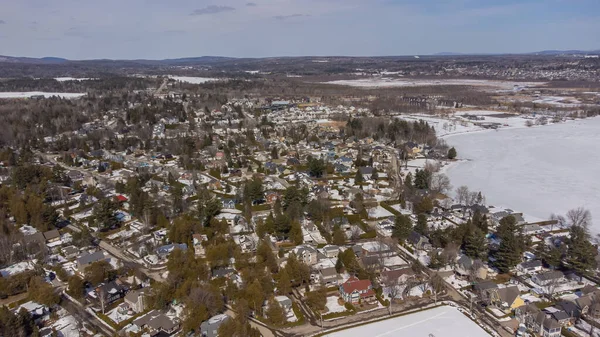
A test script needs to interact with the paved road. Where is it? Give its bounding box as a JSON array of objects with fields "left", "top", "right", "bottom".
[
  {"left": 98, "top": 240, "right": 164, "bottom": 282},
  {"left": 61, "top": 293, "right": 113, "bottom": 336},
  {"left": 224, "top": 308, "right": 277, "bottom": 337}
]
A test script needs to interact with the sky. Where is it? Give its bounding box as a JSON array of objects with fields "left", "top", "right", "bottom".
[{"left": 0, "top": 0, "right": 599, "bottom": 59}]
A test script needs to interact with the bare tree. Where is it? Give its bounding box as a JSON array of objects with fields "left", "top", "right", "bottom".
[
  {"left": 455, "top": 185, "right": 470, "bottom": 205},
  {"left": 442, "top": 242, "right": 459, "bottom": 267},
  {"left": 566, "top": 207, "right": 592, "bottom": 228},
  {"left": 429, "top": 273, "right": 445, "bottom": 304},
  {"left": 383, "top": 274, "right": 402, "bottom": 315},
  {"left": 549, "top": 213, "right": 566, "bottom": 231},
  {"left": 430, "top": 173, "right": 452, "bottom": 194},
  {"left": 468, "top": 259, "right": 485, "bottom": 283},
  {"left": 97, "top": 287, "right": 108, "bottom": 314}
]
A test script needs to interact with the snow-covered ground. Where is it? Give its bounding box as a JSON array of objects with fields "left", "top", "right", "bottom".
[
  {"left": 323, "top": 305, "right": 491, "bottom": 337},
  {"left": 532, "top": 96, "right": 583, "bottom": 107},
  {"left": 325, "top": 296, "right": 347, "bottom": 314},
  {"left": 0, "top": 92, "right": 86, "bottom": 99},
  {"left": 168, "top": 76, "right": 220, "bottom": 84},
  {"left": 445, "top": 117, "right": 600, "bottom": 231},
  {"left": 0, "top": 260, "right": 36, "bottom": 277},
  {"left": 326, "top": 78, "right": 544, "bottom": 90},
  {"left": 368, "top": 206, "right": 394, "bottom": 219},
  {"left": 54, "top": 77, "right": 96, "bottom": 81}
]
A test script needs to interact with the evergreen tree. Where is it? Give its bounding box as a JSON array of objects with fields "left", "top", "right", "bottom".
[
  {"left": 404, "top": 172, "right": 413, "bottom": 189},
  {"left": 354, "top": 170, "right": 364, "bottom": 184},
  {"left": 277, "top": 268, "right": 292, "bottom": 295},
  {"left": 289, "top": 221, "right": 303, "bottom": 245},
  {"left": 266, "top": 298, "right": 286, "bottom": 326},
  {"left": 414, "top": 213, "right": 428, "bottom": 235},
  {"left": 567, "top": 225, "right": 598, "bottom": 275},
  {"left": 494, "top": 233, "right": 522, "bottom": 273},
  {"left": 464, "top": 227, "right": 487, "bottom": 260},
  {"left": 447, "top": 147, "right": 457, "bottom": 160},
  {"left": 332, "top": 225, "right": 346, "bottom": 245},
  {"left": 392, "top": 214, "right": 413, "bottom": 243}
]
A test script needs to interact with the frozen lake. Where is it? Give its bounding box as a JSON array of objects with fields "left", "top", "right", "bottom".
[
  {"left": 445, "top": 117, "right": 600, "bottom": 230},
  {"left": 0, "top": 92, "right": 86, "bottom": 99},
  {"left": 323, "top": 305, "right": 490, "bottom": 337}
]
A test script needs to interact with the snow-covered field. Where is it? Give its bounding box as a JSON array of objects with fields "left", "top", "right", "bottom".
[
  {"left": 323, "top": 305, "right": 490, "bottom": 337},
  {"left": 54, "top": 77, "right": 96, "bottom": 81},
  {"left": 325, "top": 78, "right": 544, "bottom": 90},
  {"left": 0, "top": 92, "right": 86, "bottom": 99},
  {"left": 168, "top": 76, "right": 220, "bottom": 84},
  {"left": 368, "top": 206, "right": 394, "bottom": 219},
  {"left": 445, "top": 117, "right": 600, "bottom": 230},
  {"left": 325, "top": 296, "right": 347, "bottom": 314}
]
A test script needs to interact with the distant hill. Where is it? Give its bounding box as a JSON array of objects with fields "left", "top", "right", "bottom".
[
  {"left": 1, "top": 49, "right": 598, "bottom": 65},
  {"left": 533, "top": 49, "right": 600, "bottom": 55}
]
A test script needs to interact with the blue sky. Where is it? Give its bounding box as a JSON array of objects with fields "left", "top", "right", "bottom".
[{"left": 0, "top": 0, "right": 598, "bottom": 59}]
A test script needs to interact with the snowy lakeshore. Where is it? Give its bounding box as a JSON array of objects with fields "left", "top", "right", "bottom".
[
  {"left": 444, "top": 116, "right": 600, "bottom": 231},
  {"left": 322, "top": 305, "right": 491, "bottom": 337}
]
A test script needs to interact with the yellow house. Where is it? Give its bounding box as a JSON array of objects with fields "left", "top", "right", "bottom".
[{"left": 492, "top": 286, "right": 524, "bottom": 313}]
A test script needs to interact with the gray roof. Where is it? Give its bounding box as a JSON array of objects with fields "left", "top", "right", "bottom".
[
  {"left": 124, "top": 289, "right": 146, "bottom": 304},
  {"left": 534, "top": 270, "right": 563, "bottom": 282},
  {"left": 77, "top": 251, "right": 106, "bottom": 266},
  {"left": 474, "top": 281, "right": 499, "bottom": 292},
  {"left": 519, "top": 260, "right": 542, "bottom": 269},
  {"left": 496, "top": 286, "right": 520, "bottom": 305},
  {"left": 200, "top": 314, "right": 230, "bottom": 337},
  {"left": 43, "top": 229, "right": 60, "bottom": 241}
]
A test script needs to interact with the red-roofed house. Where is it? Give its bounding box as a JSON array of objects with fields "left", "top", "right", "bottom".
[
  {"left": 339, "top": 276, "right": 375, "bottom": 304},
  {"left": 115, "top": 195, "right": 128, "bottom": 202}
]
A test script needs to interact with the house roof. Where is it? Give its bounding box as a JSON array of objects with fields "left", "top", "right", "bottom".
[
  {"left": 77, "top": 251, "right": 106, "bottom": 266},
  {"left": 474, "top": 281, "right": 499, "bottom": 292},
  {"left": 124, "top": 289, "right": 146, "bottom": 304},
  {"left": 381, "top": 268, "right": 414, "bottom": 283},
  {"left": 148, "top": 313, "right": 178, "bottom": 331},
  {"left": 496, "top": 286, "right": 520, "bottom": 305},
  {"left": 43, "top": 229, "right": 60, "bottom": 241},
  {"left": 519, "top": 260, "right": 542, "bottom": 269},
  {"left": 341, "top": 276, "right": 372, "bottom": 294},
  {"left": 534, "top": 270, "right": 563, "bottom": 282}
]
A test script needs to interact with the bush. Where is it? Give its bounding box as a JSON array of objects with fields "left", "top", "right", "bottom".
[{"left": 344, "top": 302, "right": 355, "bottom": 311}]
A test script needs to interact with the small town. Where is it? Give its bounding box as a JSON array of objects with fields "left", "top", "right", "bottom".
[{"left": 0, "top": 2, "right": 600, "bottom": 336}]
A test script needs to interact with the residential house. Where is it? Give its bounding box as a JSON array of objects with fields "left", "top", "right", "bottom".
[
  {"left": 491, "top": 286, "right": 524, "bottom": 313},
  {"left": 515, "top": 304, "right": 561, "bottom": 337},
  {"left": 408, "top": 231, "right": 432, "bottom": 251},
  {"left": 454, "top": 255, "right": 487, "bottom": 280},
  {"left": 473, "top": 281, "right": 499, "bottom": 305},
  {"left": 133, "top": 310, "right": 180, "bottom": 335},
  {"left": 291, "top": 245, "right": 318, "bottom": 266},
  {"left": 124, "top": 289, "right": 148, "bottom": 314},
  {"left": 531, "top": 271, "right": 564, "bottom": 288},
  {"left": 339, "top": 276, "right": 376, "bottom": 304},
  {"left": 156, "top": 243, "right": 187, "bottom": 260},
  {"left": 517, "top": 260, "right": 543, "bottom": 275},
  {"left": 200, "top": 314, "right": 230, "bottom": 337},
  {"left": 76, "top": 251, "right": 108, "bottom": 273},
  {"left": 43, "top": 230, "right": 61, "bottom": 244},
  {"left": 321, "top": 245, "right": 340, "bottom": 258},
  {"left": 380, "top": 267, "right": 415, "bottom": 285},
  {"left": 94, "top": 281, "right": 127, "bottom": 307},
  {"left": 319, "top": 267, "right": 341, "bottom": 286}
]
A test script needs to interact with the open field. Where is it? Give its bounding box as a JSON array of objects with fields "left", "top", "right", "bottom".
[
  {"left": 0, "top": 91, "right": 86, "bottom": 98},
  {"left": 325, "top": 78, "right": 545, "bottom": 90},
  {"left": 322, "top": 305, "right": 490, "bottom": 337}
]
